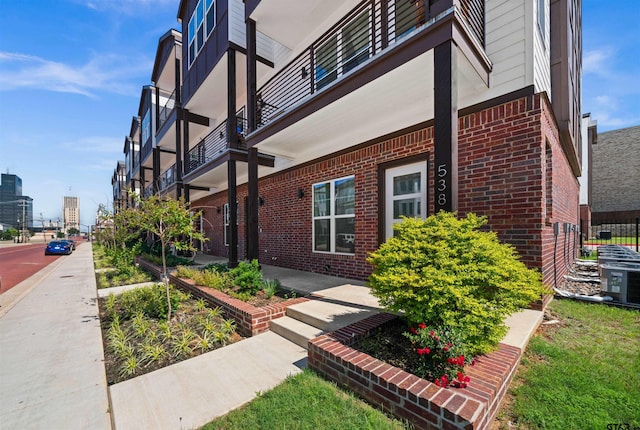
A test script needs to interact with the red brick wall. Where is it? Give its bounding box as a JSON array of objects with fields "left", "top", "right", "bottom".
[
  {"left": 308, "top": 313, "right": 523, "bottom": 430},
  {"left": 192, "top": 92, "right": 579, "bottom": 286}
]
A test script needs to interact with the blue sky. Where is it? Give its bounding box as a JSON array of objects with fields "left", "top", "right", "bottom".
[{"left": 0, "top": 0, "right": 638, "bottom": 230}]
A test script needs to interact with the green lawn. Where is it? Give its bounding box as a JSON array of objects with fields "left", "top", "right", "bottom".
[
  {"left": 497, "top": 299, "right": 640, "bottom": 429},
  {"left": 201, "top": 369, "right": 409, "bottom": 430}
]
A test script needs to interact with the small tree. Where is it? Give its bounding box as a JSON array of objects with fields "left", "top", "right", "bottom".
[
  {"left": 128, "top": 195, "right": 206, "bottom": 321},
  {"left": 367, "top": 212, "right": 545, "bottom": 355},
  {"left": 68, "top": 227, "right": 80, "bottom": 236}
]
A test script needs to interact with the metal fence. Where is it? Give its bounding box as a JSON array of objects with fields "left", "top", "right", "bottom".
[{"left": 582, "top": 218, "right": 640, "bottom": 252}]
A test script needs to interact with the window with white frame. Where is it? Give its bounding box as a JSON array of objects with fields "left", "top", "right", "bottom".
[
  {"left": 188, "top": 0, "right": 216, "bottom": 66},
  {"left": 313, "top": 176, "right": 355, "bottom": 254}
]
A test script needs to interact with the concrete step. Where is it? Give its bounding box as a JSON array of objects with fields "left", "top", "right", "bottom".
[
  {"left": 270, "top": 316, "right": 325, "bottom": 349},
  {"left": 285, "top": 299, "right": 378, "bottom": 332}
]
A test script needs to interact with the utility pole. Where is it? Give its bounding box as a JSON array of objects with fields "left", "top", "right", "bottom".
[{"left": 19, "top": 199, "right": 27, "bottom": 243}]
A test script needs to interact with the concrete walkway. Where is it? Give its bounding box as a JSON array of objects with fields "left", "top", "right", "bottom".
[{"left": 0, "top": 242, "right": 111, "bottom": 429}]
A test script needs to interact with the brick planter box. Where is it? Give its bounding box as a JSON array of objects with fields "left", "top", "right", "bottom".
[
  {"left": 308, "top": 313, "right": 522, "bottom": 430},
  {"left": 135, "top": 257, "right": 309, "bottom": 337}
]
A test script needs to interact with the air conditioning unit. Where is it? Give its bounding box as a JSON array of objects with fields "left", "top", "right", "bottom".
[{"left": 600, "top": 262, "right": 640, "bottom": 305}]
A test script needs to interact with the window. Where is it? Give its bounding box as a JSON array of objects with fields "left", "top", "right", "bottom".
[
  {"left": 188, "top": 0, "right": 216, "bottom": 66},
  {"left": 315, "top": 10, "right": 370, "bottom": 90},
  {"left": 313, "top": 176, "right": 355, "bottom": 254},
  {"left": 537, "top": 0, "right": 546, "bottom": 43}
]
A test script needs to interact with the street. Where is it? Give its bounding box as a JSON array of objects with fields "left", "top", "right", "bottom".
[{"left": 0, "top": 243, "right": 63, "bottom": 294}]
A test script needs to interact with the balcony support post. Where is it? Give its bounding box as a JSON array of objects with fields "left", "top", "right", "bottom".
[
  {"left": 184, "top": 184, "right": 190, "bottom": 202},
  {"left": 183, "top": 108, "right": 191, "bottom": 176},
  {"left": 227, "top": 160, "right": 238, "bottom": 268},
  {"left": 175, "top": 57, "right": 183, "bottom": 199},
  {"left": 246, "top": 19, "right": 257, "bottom": 133},
  {"left": 227, "top": 48, "right": 238, "bottom": 149},
  {"left": 247, "top": 148, "right": 259, "bottom": 261},
  {"left": 433, "top": 40, "right": 458, "bottom": 212}
]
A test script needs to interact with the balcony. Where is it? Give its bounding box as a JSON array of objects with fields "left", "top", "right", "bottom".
[
  {"left": 253, "top": 0, "right": 485, "bottom": 130},
  {"left": 158, "top": 163, "right": 177, "bottom": 192},
  {"left": 186, "top": 116, "right": 248, "bottom": 174},
  {"left": 158, "top": 89, "right": 176, "bottom": 132}
]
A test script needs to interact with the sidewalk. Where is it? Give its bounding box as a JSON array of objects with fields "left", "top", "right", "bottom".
[{"left": 0, "top": 242, "right": 111, "bottom": 429}]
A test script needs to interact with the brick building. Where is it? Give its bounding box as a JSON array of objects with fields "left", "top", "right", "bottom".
[
  {"left": 115, "top": 0, "right": 584, "bottom": 288},
  {"left": 591, "top": 125, "right": 640, "bottom": 223}
]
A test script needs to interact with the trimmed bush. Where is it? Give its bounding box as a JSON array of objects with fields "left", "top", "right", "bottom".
[{"left": 367, "top": 212, "right": 545, "bottom": 355}]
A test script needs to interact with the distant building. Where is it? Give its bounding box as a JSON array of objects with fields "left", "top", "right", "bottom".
[
  {"left": 579, "top": 113, "right": 597, "bottom": 233},
  {"left": 0, "top": 173, "right": 33, "bottom": 230},
  {"left": 592, "top": 125, "right": 640, "bottom": 222},
  {"left": 62, "top": 196, "right": 80, "bottom": 234}
]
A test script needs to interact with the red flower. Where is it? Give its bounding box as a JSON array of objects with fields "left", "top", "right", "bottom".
[
  {"left": 410, "top": 327, "right": 417, "bottom": 334},
  {"left": 418, "top": 323, "right": 427, "bottom": 330},
  {"left": 416, "top": 347, "right": 431, "bottom": 356},
  {"left": 443, "top": 346, "right": 449, "bottom": 352},
  {"left": 471, "top": 358, "right": 477, "bottom": 366},
  {"left": 429, "top": 330, "right": 435, "bottom": 337}
]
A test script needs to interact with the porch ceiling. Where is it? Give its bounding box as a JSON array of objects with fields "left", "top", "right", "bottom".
[
  {"left": 249, "top": 0, "right": 360, "bottom": 50},
  {"left": 186, "top": 160, "right": 277, "bottom": 200}
]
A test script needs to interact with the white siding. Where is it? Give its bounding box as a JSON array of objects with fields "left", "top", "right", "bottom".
[
  {"left": 228, "top": 0, "right": 246, "bottom": 47},
  {"left": 485, "top": 0, "right": 527, "bottom": 91},
  {"left": 461, "top": 0, "right": 548, "bottom": 109},
  {"left": 532, "top": 0, "right": 551, "bottom": 95}
]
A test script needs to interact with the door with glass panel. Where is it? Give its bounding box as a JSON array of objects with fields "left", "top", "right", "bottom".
[{"left": 385, "top": 162, "right": 427, "bottom": 238}]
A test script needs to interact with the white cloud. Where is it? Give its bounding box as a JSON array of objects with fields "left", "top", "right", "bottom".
[
  {"left": 60, "top": 136, "right": 124, "bottom": 154},
  {"left": 79, "top": 0, "right": 175, "bottom": 14},
  {"left": 0, "top": 51, "right": 152, "bottom": 97},
  {"left": 582, "top": 48, "right": 613, "bottom": 75}
]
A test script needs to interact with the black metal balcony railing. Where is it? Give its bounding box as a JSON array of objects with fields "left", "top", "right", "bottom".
[
  {"left": 158, "top": 163, "right": 177, "bottom": 192},
  {"left": 255, "top": 0, "right": 483, "bottom": 130},
  {"left": 158, "top": 89, "right": 176, "bottom": 131},
  {"left": 186, "top": 115, "right": 248, "bottom": 173},
  {"left": 141, "top": 139, "right": 153, "bottom": 164}
]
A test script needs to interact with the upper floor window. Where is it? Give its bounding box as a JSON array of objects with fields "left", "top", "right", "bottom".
[
  {"left": 537, "top": 0, "right": 546, "bottom": 43},
  {"left": 188, "top": 0, "right": 216, "bottom": 66}
]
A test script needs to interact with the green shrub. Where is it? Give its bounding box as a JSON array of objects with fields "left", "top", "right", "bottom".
[
  {"left": 203, "top": 262, "right": 229, "bottom": 273},
  {"left": 229, "top": 260, "right": 263, "bottom": 295},
  {"left": 107, "top": 284, "right": 190, "bottom": 321},
  {"left": 367, "top": 212, "right": 545, "bottom": 355},
  {"left": 175, "top": 265, "right": 231, "bottom": 291},
  {"left": 140, "top": 252, "right": 193, "bottom": 267}
]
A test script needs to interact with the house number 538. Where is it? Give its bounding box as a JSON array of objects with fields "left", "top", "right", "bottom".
[{"left": 437, "top": 164, "right": 447, "bottom": 206}]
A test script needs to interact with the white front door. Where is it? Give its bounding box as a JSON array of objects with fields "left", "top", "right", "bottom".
[{"left": 385, "top": 162, "right": 428, "bottom": 238}]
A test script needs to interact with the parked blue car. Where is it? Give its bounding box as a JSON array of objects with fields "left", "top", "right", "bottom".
[
  {"left": 59, "top": 239, "right": 76, "bottom": 251},
  {"left": 45, "top": 241, "right": 72, "bottom": 255}
]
